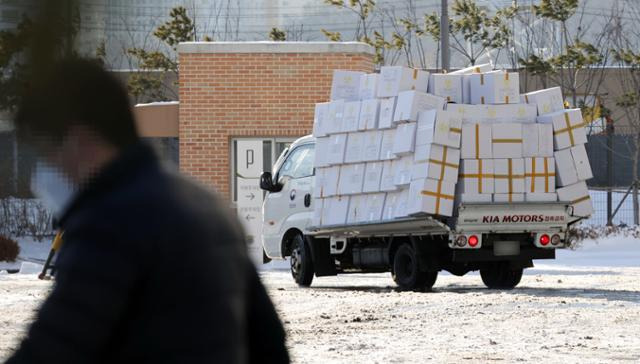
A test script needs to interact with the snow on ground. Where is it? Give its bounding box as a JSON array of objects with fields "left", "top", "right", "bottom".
[
  {"left": 1, "top": 236, "right": 639, "bottom": 363},
  {"left": 0, "top": 237, "right": 50, "bottom": 274}
]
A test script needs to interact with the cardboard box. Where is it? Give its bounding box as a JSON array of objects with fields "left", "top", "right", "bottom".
[
  {"left": 537, "top": 109, "right": 587, "bottom": 150},
  {"left": 413, "top": 144, "right": 460, "bottom": 182},
  {"left": 407, "top": 178, "right": 456, "bottom": 217},
  {"left": 358, "top": 99, "right": 380, "bottom": 130},
  {"left": 522, "top": 87, "right": 565, "bottom": 116},
  {"left": 470, "top": 71, "right": 520, "bottom": 105},
  {"left": 380, "top": 129, "right": 397, "bottom": 160},
  {"left": 380, "top": 160, "right": 398, "bottom": 191},
  {"left": 347, "top": 194, "right": 368, "bottom": 224},
  {"left": 492, "top": 123, "right": 523, "bottom": 158},
  {"left": 393, "top": 155, "right": 414, "bottom": 186},
  {"left": 382, "top": 191, "right": 400, "bottom": 220},
  {"left": 313, "top": 102, "right": 330, "bottom": 137},
  {"left": 364, "top": 193, "right": 387, "bottom": 222},
  {"left": 330, "top": 70, "right": 364, "bottom": 101},
  {"left": 446, "top": 104, "right": 485, "bottom": 124},
  {"left": 494, "top": 158, "right": 525, "bottom": 194},
  {"left": 429, "top": 74, "right": 463, "bottom": 103},
  {"left": 312, "top": 198, "right": 323, "bottom": 226},
  {"left": 377, "top": 66, "right": 429, "bottom": 97},
  {"left": 394, "top": 189, "right": 410, "bottom": 218},
  {"left": 481, "top": 104, "right": 538, "bottom": 124},
  {"left": 326, "top": 133, "right": 347, "bottom": 165},
  {"left": 571, "top": 144, "right": 593, "bottom": 181},
  {"left": 320, "top": 166, "right": 340, "bottom": 197},
  {"left": 313, "top": 168, "right": 326, "bottom": 198},
  {"left": 344, "top": 132, "right": 365, "bottom": 163},
  {"left": 522, "top": 123, "right": 553, "bottom": 158},
  {"left": 449, "top": 63, "right": 493, "bottom": 104},
  {"left": 526, "top": 193, "right": 558, "bottom": 202},
  {"left": 433, "top": 110, "right": 463, "bottom": 148},
  {"left": 554, "top": 144, "right": 593, "bottom": 187},
  {"left": 393, "top": 91, "right": 446, "bottom": 123},
  {"left": 362, "top": 130, "right": 383, "bottom": 162},
  {"left": 314, "top": 137, "right": 330, "bottom": 168},
  {"left": 458, "top": 193, "right": 493, "bottom": 203},
  {"left": 415, "top": 110, "right": 436, "bottom": 145},
  {"left": 363, "top": 162, "right": 384, "bottom": 193},
  {"left": 378, "top": 97, "right": 397, "bottom": 129},
  {"left": 461, "top": 123, "right": 492, "bottom": 159},
  {"left": 359, "top": 73, "right": 379, "bottom": 100},
  {"left": 494, "top": 193, "right": 525, "bottom": 203},
  {"left": 459, "top": 159, "right": 494, "bottom": 194},
  {"left": 341, "top": 101, "right": 362, "bottom": 132},
  {"left": 338, "top": 163, "right": 365, "bottom": 195},
  {"left": 326, "top": 100, "right": 345, "bottom": 135},
  {"left": 525, "top": 157, "right": 556, "bottom": 193},
  {"left": 392, "top": 122, "right": 417, "bottom": 156},
  {"left": 323, "top": 196, "right": 350, "bottom": 226},
  {"left": 557, "top": 181, "right": 593, "bottom": 217}
]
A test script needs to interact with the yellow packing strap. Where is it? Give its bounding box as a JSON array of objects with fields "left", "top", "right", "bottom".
[
  {"left": 553, "top": 112, "right": 587, "bottom": 147},
  {"left": 421, "top": 179, "right": 455, "bottom": 215},
  {"left": 459, "top": 159, "right": 495, "bottom": 194}
]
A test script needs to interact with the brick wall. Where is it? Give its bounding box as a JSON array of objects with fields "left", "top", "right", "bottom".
[{"left": 178, "top": 42, "right": 375, "bottom": 201}]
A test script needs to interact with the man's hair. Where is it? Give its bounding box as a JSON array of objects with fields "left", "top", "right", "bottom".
[{"left": 15, "top": 58, "right": 139, "bottom": 149}]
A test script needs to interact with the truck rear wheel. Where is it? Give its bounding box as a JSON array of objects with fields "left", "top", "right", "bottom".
[
  {"left": 290, "top": 234, "right": 314, "bottom": 287},
  {"left": 480, "top": 263, "right": 523, "bottom": 289},
  {"left": 392, "top": 244, "right": 436, "bottom": 291}
]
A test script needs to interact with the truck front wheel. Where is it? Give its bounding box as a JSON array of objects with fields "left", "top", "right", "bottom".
[
  {"left": 392, "top": 244, "right": 437, "bottom": 291},
  {"left": 480, "top": 263, "right": 523, "bottom": 289},
  {"left": 290, "top": 235, "right": 314, "bottom": 287}
]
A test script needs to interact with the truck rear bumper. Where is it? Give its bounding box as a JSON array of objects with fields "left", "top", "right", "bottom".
[{"left": 452, "top": 246, "right": 555, "bottom": 262}]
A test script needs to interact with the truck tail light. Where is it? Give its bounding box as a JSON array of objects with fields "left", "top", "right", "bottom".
[
  {"left": 551, "top": 234, "right": 561, "bottom": 245},
  {"left": 539, "top": 234, "right": 550, "bottom": 246},
  {"left": 468, "top": 235, "right": 479, "bottom": 247},
  {"left": 455, "top": 235, "right": 467, "bottom": 247}
]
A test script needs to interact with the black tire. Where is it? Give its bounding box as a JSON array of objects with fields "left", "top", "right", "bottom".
[
  {"left": 290, "top": 235, "right": 314, "bottom": 287},
  {"left": 392, "top": 244, "right": 432, "bottom": 291},
  {"left": 263, "top": 249, "right": 272, "bottom": 264},
  {"left": 480, "top": 263, "right": 523, "bottom": 289}
]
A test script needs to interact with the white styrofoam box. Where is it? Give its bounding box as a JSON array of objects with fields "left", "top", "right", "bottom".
[
  {"left": 394, "top": 188, "right": 410, "bottom": 218},
  {"left": 445, "top": 104, "right": 483, "bottom": 124},
  {"left": 344, "top": 132, "right": 365, "bottom": 163},
  {"left": 347, "top": 194, "right": 368, "bottom": 224},
  {"left": 377, "top": 66, "right": 429, "bottom": 97},
  {"left": 522, "top": 87, "right": 565, "bottom": 116},
  {"left": 362, "top": 130, "right": 383, "bottom": 161},
  {"left": 470, "top": 71, "right": 520, "bottom": 105},
  {"left": 571, "top": 144, "right": 593, "bottom": 181},
  {"left": 537, "top": 109, "right": 587, "bottom": 150},
  {"left": 338, "top": 163, "right": 365, "bottom": 195},
  {"left": 554, "top": 148, "right": 578, "bottom": 187},
  {"left": 382, "top": 191, "right": 400, "bottom": 220},
  {"left": 326, "top": 100, "right": 345, "bottom": 135},
  {"left": 393, "top": 91, "right": 446, "bottom": 123},
  {"left": 526, "top": 193, "right": 558, "bottom": 202},
  {"left": 393, "top": 155, "right": 414, "bottom": 186},
  {"left": 525, "top": 157, "right": 556, "bottom": 194},
  {"left": 323, "top": 196, "right": 350, "bottom": 226},
  {"left": 407, "top": 178, "right": 456, "bottom": 217},
  {"left": 461, "top": 123, "right": 492, "bottom": 159},
  {"left": 330, "top": 70, "right": 364, "bottom": 101},
  {"left": 433, "top": 110, "right": 463, "bottom": 148},
  {"left": 481, "top": 104, "right": 537, "bottom": 124},
  {"left": 449, "top": 63, "right": 493, "bottom": 104},
  {"left": 313, "top": 102, "right": 330, "bottom": 137},
  {"left": 459, "top": 159, "right": 494, "bottom": 194},
  {"left": 359, "top": 73, "right": 379, "bottom": 100},
  {"left": 358, "top": 99, "right": 380, "bottom": 130},
  {"left": 429, "top": 74, "right": 463, "bottom": 103},
  {"left": 321, "top": 166, "right": 341, "bottom": 197},
  {"left": 312, "top": 198, "right": 323, "bottom": 226},
  {"left": 380, "top": 129, "right": 397, "bottom": 160},
  {"left": 492, "top": 123, "right": 523, "bottom": 158},
  {"left": 313, "top": 167, "right": 326, "bottom": 198},
  {"left": 458, "top": 193, "right": 493, "bottom": 203},
  {"left": 341, "top": 101, "right": 362, "bottom": 132},
  {"left": 392, "top": 122, "right": 417, "bottom": 156},
  {"left": 494, "top": 193, "right": 525, "bottom": 203},
  {"left": 378, "top": 97, "right": 397, "bottom": 129},
  {"left": 494, "top": 158, "right": 525, "bottom": 194},
  {"left": 412, "top": 144, "right": 460, "bottom": 182},
  {"left": 380, "top": 160, "right": 398, "bottom": 191},
  {"left": 557, "top": 181, "right": 593, "bottom": 217},
  {"left": 314, "top": 137, "right": 330, "bottom": 168},
  {"left": 364, "top": 193, "right": 387, "bottom": 222},
  {"left": 363, "top": 162, "right": 384, "bottom": 193},
  {"left": 522, "top": 123, "right": 554, "bottom": 158},
  {"left": 326, "top": 133, "right": 347, "bottom": 165},
  {"left": 415, "top": 109, "right": 436, "bottom": 145}
]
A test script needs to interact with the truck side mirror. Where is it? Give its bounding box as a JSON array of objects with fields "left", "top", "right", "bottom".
[{"left": 260, "top": 172, "right": 279, "bottom": 192}]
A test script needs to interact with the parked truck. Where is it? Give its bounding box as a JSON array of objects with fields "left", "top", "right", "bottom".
[{"left": 260, "top": 135, "right": 582, "bottom": 291}]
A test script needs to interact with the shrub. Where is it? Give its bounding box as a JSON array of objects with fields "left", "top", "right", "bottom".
[{"left": 0, "top": 235, "right": 20, "bottom": 262}]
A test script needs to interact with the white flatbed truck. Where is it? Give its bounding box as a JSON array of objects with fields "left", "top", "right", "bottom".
[{"left": 260, "top": 135, "right": 583, "bottom": 291}]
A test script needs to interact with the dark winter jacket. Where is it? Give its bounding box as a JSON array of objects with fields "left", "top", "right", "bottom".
[{"left": 6, "top": 142, "right": 289, "bottom": 364}]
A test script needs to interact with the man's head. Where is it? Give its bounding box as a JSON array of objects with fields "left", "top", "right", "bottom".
[{"left": 15, "top": 58, "right": 139, "bottom": 184}]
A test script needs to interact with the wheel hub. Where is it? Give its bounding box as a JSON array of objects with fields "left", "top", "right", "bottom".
[{"left": 290, "top": 247, "right": 302, "bottom": 276}]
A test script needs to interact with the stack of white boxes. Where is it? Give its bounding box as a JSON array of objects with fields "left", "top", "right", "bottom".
[{"left": 312, "top": 67, "right": 594, "bottom": 227}]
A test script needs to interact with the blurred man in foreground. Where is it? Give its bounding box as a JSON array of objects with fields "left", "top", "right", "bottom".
[{"left": 6, "top": 59, "right": 289, "bottom": 364}]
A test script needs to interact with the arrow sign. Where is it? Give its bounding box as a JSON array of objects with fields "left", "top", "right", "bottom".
[
  {"left": 245, "top": 192, "right": 256, "bottom": 200},
  {"left": 245, "top": 214, "right": 256, "bottom": 221}
]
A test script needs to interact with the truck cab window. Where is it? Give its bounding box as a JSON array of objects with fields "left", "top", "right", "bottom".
[{"left": 278, "top": 144, "right": 315, "bottom": 182}]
